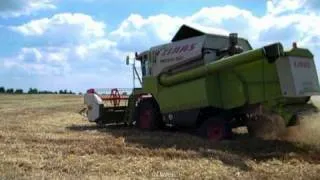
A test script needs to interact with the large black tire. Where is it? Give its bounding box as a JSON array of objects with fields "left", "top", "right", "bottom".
[
  {"left": 246, "top": 113, "right": 286, "bottom": 140},
  {"left": 134, "top": 99, "right": 163, "bottom": 130},
  {"left": 197, "top": 117, "right": 232, "bottom": 141}
]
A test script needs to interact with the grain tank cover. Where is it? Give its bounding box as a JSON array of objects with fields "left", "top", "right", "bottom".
[{"left": 171, "top": 25, "right": 205, "bottom": 42}]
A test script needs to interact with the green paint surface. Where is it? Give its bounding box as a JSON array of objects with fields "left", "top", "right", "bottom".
[
  {"left": 285, "top": 48, "right": 314, "bottom": 58},
  {"left": 139, "top": 44, "right": 317, "bottom": 126},
  {"left": 158, "top": 78, "right": 208, "bottom": 113}
]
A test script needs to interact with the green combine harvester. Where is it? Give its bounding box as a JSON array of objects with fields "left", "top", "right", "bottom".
[{"left": 83, "top": 25, "right": 320, "bottom": 141}]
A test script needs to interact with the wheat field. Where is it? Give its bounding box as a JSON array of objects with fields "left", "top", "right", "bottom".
[{"left": 1, "top": 94, "right": 320, "bottom": 180}]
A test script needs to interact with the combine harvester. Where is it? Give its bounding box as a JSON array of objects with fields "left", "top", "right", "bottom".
[{"left": 82, "top": 25, "right": 320, "bottom": 140}]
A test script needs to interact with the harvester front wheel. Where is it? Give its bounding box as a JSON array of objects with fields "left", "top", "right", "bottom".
[
  {"left": 197, "top": 117, "right": 232, "bottom": 141},
  {"left": 246, "top": 113, "right": 286, "bottom": 140},
  {"left": 135, "top": 99, "right": 163, "bottom": 130}
]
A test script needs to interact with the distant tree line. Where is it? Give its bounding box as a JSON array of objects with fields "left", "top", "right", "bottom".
[{"left": 0, "top": 86, "right": 76, "bottom": 95}]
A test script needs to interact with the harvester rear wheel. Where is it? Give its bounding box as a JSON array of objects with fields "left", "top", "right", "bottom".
[
  {"left": 246, "top": 113, "right": 286, "bottom": 140},
  {"left": 135, "top": 99, "right": 163, "bottom": 130},
  {"left": 197, "top": 117, "right": 232, "bottom": 141}
]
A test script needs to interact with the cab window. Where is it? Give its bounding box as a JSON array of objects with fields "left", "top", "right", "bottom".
[
  {"left": 140, "top": 54, "right": 151, "bottom": 77},
  {"left": 141, "top": 60, "right": 146, "bottom": 77}
]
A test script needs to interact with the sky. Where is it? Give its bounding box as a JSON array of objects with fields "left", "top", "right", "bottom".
[{"left": 0, "top": 0, "right": 320, "bottom": 93}]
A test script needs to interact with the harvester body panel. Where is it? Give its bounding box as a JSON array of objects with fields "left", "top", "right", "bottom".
[
  {"left": 276, "top": 55, "right": 320, "bottom": 97},
  {"left": 143, "top": 43, "right": 283, "bottom": 113},
  {"left": 148, "top": 49, "right": 320, "bottom": 113}
]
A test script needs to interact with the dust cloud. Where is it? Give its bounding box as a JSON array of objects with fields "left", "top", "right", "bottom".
[{"left": 282, "top": 97, "right": 320, "bottom": 147}]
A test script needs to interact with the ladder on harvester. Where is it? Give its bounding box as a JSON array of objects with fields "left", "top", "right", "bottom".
[{"left": 123, "top": 94, "right": 137, "bottom": 125}]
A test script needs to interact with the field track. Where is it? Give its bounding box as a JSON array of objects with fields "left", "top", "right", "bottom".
[{"left": 1, "top": 94, "right": 320, "bottom": 179}]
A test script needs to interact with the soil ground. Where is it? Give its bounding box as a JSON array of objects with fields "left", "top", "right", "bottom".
[{"left": 1, "top": 94, "right": 320, "bottom": 180}]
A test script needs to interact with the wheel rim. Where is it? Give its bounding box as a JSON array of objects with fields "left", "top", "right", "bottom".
[
  {"left": 140, "top": 109, "right": 152, "bottom": 129},
  {"left": 207, "top": 124, "right": 223, "bottom": 141}
]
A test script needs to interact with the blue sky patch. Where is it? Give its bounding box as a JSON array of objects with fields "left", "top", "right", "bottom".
[{"left": 0, "top": 0, "right": 319, "bottom": 92}]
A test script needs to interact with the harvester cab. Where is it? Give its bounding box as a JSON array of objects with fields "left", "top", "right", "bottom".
[{"left": 82, "top": 24, "right": 320, "bottom": 141}]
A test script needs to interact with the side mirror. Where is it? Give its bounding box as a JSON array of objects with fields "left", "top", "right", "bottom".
[{"left": 126, "top": 56, "right": 130, "bottom": 65}]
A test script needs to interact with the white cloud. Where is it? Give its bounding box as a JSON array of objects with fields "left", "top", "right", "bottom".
[
  {"left": 109, "top": 6, "right": 257, "bottom": 51},
  {"left": 186, "top": 6, "right": 259, "bottom": 40},
  {"left": 71, "top": 39, "right": 124, "bottom": 63},
  {"left": 11, "top": 13, "right": 106, "bottom": 45},
  {"left": 3, "top": 1, "right": 320, "bottom": 91},
  {"left": 267, "top": 0, "right": 320, "bottom": 15},
  {"left": 110, "top": 14, "right": 183, "bottom": 51},
  {"left": 111, "top": 3, "right": 320, "bottom": 51},
  {"left": 3, "top": 47, "right": 71, "bottom": 75},
  {"left": 2, "top": 38, "right": 125, "bottom": 76},
  {"left": 110, "top": 12, "right": 231, "bottom": 52},
  {"left": 267, "top": 0, "right": 303, "bottom": 15},
  {"left": 5, "top": 13, "right": 124, "bottom": 76},
  {"left": 0, "top": 0, "right": 56, "bottom": 17}
]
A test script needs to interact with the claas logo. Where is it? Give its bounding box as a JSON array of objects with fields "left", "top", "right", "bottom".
[
  {"left": 294, "top": 61, "right": 311, "bottom": 69},
  {"left": 159, "top": 43, "right": 198, "bottom": 57}
]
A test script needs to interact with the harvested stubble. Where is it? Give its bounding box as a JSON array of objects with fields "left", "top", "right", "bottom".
[{"left": 1, "top": 94, "right": 320, "bottom": 180}]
